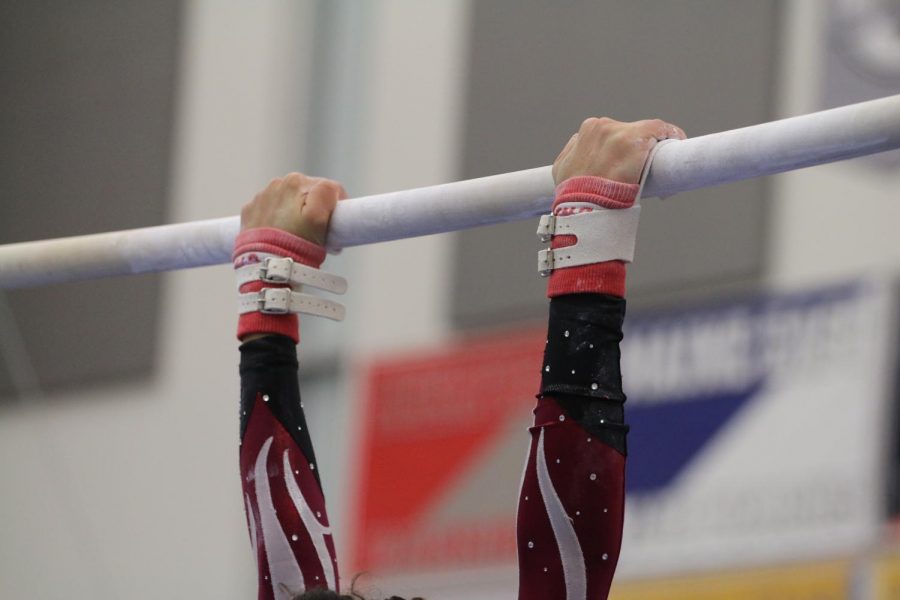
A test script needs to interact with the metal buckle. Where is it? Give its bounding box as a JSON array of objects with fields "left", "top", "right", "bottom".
[
  {"left": 259, "top": 257, "right": 293, "bottom": 283},
  {"left": 538, "top": 248, "right": 554, "bottom": 277},
  {"left": 536, "top": 214, "right": 556, "bottom": 243},
  {"left": 257, "top": 288, "right": 291, "bottom": 314}
]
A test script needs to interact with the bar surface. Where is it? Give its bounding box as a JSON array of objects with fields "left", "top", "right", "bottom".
[{"left": 1, "top": 95, "right": 899, "bottom": 288}]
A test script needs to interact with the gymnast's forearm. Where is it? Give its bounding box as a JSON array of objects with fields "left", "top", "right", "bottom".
[
  {"left": 517, "top": 257, "right": 630, "bottom": 599},
  {"left": 517, "top": 117, "right": 685, "bottom": 599},
  {"left": 233, "top": 174, "right": 348, "bottom": 599},
  {"left": 238, "top": 334, "right": 338, "bottom": 599},
  {"left": 517, "top": 292, "right": 629, "bottom": 600}
]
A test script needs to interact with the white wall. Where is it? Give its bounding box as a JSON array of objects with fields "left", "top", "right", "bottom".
[
  {"left": 0, "top": 2, "right": 316, "bottom": 598},
  {"left": 0, "top": 1, "right": 471, "bottom": 598}
]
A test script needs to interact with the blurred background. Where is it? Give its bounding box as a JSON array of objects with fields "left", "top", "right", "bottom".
[{"left": 1, "top": 0, "right": 900, "bottom": 598}]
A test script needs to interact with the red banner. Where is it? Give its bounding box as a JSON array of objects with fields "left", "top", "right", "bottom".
[{"left": 352, "top": 327, "right": 546, "bottom": 573}]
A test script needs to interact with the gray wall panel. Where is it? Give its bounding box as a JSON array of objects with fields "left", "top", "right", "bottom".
[
  {"left": 454, "top": 1, "right": 779, "bottom": 328},
  {"left": 0, "top": 1, "right": 180, "bottom": 398}
]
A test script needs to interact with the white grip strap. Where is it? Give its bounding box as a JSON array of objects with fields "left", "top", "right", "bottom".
[
  {"left": 536, "top": 206, "right": 641, "bottom": 275},
  {"left": 638, "top": 137, "right": 676, "bottom": 200},
  {"left": 238, "top": 288, "right": 345, "bottom": 321},
  {"left": 535, "top": 136, "right": 674, "bottom": 276},
  {"left": 235, "top": 255, "right": 347, "bottom": 294}
]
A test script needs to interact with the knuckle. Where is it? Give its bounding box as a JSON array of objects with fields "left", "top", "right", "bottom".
[
  {"left": 580, "top": 117, "right": 618, "bottom": 138},
  {"left": 645, "top": 119, "right": 669, "bottom": 136},
  {"left": 284, "top": 172, "right": 303, "bottom": 187},
  {"left": 580, "top": 116, "right": 608, "bottom": 131},
  {"left": 315, "top": 179, "right": 343, "bottom": 197}
]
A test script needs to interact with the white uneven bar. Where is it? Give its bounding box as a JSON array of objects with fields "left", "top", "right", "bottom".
[{"left": 1, "top": 95, "right": 900, "bottom": 288}]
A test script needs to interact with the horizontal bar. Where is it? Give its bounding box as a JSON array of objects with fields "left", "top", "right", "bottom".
[{"left": 1, "top": 95, "right": 899, "bottom": 289}]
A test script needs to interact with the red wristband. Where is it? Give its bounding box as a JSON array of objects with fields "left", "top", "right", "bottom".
[
  {"left": 233, "top": 228, "right": 327, "bottom": 343},
  {"left": 546, "top": 177, "right": 639, "bottom": 299}
]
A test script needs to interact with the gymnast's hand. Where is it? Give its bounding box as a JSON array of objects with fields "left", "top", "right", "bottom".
[
  {"left": 552, "top": 117, "right": 686, "bottom": 185},
  {"left": 240, "top": 172, "right": 348, "bottom": 246}
]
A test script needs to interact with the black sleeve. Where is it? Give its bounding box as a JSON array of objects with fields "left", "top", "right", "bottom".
[
  {"left": 239, "top": 335, "right": 322, "bottom": 488},
  {"left": 540, "top": 293, "right": 629, "bottom": 454}
]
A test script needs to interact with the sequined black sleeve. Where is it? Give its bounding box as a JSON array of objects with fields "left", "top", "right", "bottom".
[
  {"left": 238, "top": 335, "right": 340, "bottom": 598},
  {"left": 539, "top": 294, "right": 629, "bottom": 454},
  {"left": 517, "top": 293, "right": 628, "bottom": 600}
]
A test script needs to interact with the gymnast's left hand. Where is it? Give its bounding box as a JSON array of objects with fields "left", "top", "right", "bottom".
[
  {"left": 552, "top": 117, "right": 686, "bottom": 185},
  {"left": 240, "top": 172, "right": 348, "bottom": 246}
]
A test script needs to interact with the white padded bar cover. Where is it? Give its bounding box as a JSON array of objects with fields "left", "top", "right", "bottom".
[
  {"left": 3, "top": 95, "right": 899, "bottom": 289},
  {"left": 536, "top": 206, "right": 641, "bottom": 274},
  {"left": 238, "top": 288, "right": 345, "bottom": 321},
  {"left": 234, "top": 255, "right": 347, "bottom": 294}
]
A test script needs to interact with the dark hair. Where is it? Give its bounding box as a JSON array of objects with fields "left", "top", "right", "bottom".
[
  {"left": 293, "top": 590, "right": 422, "bottom": 600},
  {"left": 288, "top": 570, "right": 423, "bottom": 600}
]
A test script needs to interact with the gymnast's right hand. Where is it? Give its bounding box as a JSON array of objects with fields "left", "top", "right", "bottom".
[
  {"left": 552, "top": 117, "right": 686, "bottom": 185},
  {"left": 240, "top": 172, "right": 348, "bottom": 246}
]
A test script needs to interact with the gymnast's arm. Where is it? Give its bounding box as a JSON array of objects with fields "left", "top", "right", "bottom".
[
  {"left": 516, "top": 118, "right": 685, "bottom": 600},
  {"left": 235, "top": 174, "right": 347, "bottom": 599}
]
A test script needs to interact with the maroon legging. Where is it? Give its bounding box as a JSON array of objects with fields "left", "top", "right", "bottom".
[
  {"left": 238, "top": 327, "right": 625, "bottom": 600},
  {"left": 517, "top": 397, "right": 625, "bottom": 599},
  {"left": 239, "top": 337, "right": 339, "bottom": 600}
]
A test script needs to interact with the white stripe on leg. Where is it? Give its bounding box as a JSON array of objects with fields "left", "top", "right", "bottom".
[
  {"left": 254, "top": 437, "right": 305, "bottom": 599},
  {"left": 537, "top": 428, "right": 587, "bottom": 600}
]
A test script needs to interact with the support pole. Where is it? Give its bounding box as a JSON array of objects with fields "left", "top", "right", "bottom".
[{"left": 1, "top": 95, "right": 899, "bottom": 289}]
